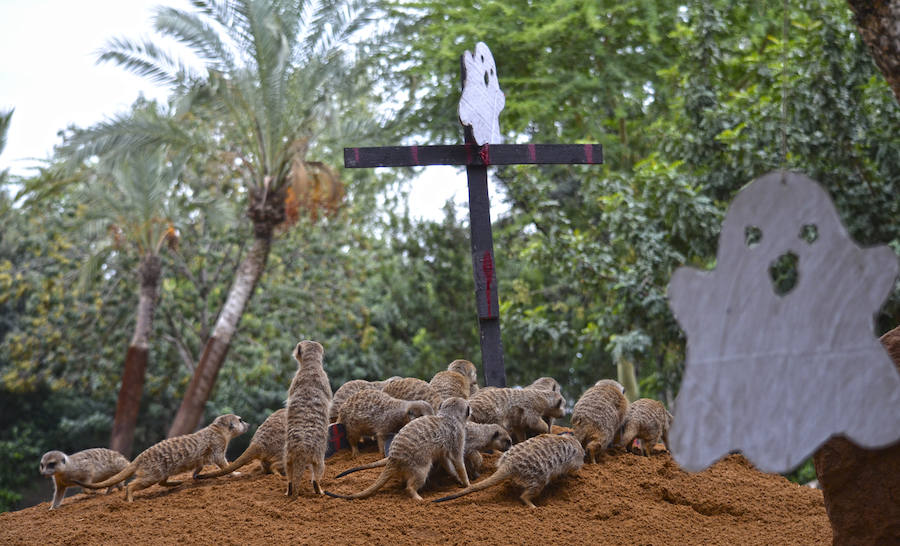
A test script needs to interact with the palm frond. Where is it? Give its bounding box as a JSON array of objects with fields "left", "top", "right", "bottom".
[
  {"left": 98, "top": 36, "right": 196, "bottom": 86},
  {"left": 0, "top": 108, "right": 13, "bottom": 157},
  {"left": 57, "top": 106, "right": 193, "bottom": 165},
  {"left": 153, "top": 7, "right": 235, "bottom": 73},
  {"left": 77, "top": 244, "right": 118, "bottom": 293}
]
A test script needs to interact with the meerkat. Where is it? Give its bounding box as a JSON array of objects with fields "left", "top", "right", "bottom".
[
  {"left": 380, "top": 377, "right": 443, "bottom": 411},
  {"left": 620, "top": 398, "right": 674, "bottom": 456},
  {"left": 468, "top": 387, "right": 566, "bottom": 443},
  {"left": 433, "top": 433, "right": 584, "bottom": 508},
  {"left": 462, "top": 422, "right": 512, "bottom": 479},
  {"left": 196, "top": 408, "right": 286, "bottom": 479},
  {"left": 337, "top": 389, "right": 434, "bottom": 457},
  {"left": 75, "top": 414, "right": 248, "bottom": 502},
  {"left": 447, "top": 359, "right": 479, "bottom": 395},
  {"left": 571, "top": 379, "right": 629, "bottom": 463},
  {"left": 325, "top": 397, "right": 470, "bottom": 501},
  {"left": 430, "top": 370, "right": 472, "bottom": 400},
  {"left": 334, "top": 421, "right": 512, "bottom": 481},
  {"left": 284, "top": 340, "right": 332, "bottom": 496},
  {"left": 39, "top": 448, "right": 129, "bottom": 509},
  {"left": 525, "top": 376, "right": 564, "bottom": 429},
  {"left": 330, "top": 379, "right": 380, "bottom": 423}
]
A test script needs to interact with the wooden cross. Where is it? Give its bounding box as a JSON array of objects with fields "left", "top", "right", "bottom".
[{"left": 343, "top": 42, "right": 603, "bottom": 387}]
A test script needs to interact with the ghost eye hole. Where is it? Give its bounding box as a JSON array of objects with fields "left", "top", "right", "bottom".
[
  {"left": 799, "top": 224, "right": 818, "bottom": 244},
  {"left": 745, "top": 226, "right": 762, "bottom": 248}
]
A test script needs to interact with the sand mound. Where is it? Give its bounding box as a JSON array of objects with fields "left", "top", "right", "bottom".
[{"left": 1, "top": 443, "right": 829, "bottom": 545}]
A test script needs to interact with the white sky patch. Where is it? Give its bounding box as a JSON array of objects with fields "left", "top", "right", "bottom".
[{"left": 0, "top": 0, "right": 186, "bottom": 175}]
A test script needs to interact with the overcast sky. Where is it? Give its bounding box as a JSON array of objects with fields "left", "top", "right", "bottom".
[{"left": 0, "top": 0, "right": 501, "bottom": 222}]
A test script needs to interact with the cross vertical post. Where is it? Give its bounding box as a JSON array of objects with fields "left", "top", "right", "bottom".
[{"left": 464, "top": 128, "right": 506, "bottom": 387}]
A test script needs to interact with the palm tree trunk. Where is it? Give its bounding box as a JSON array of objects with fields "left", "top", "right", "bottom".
[
  {"left": 166, "top": 227, "right": 273, "bottom": 437},
  {"left": 109, "top": 255, "right": 161, "bottom": 456}
]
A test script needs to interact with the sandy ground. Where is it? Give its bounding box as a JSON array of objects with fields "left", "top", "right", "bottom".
[{"left": 1, "top": 440, "right": 830, "bottom": 545}]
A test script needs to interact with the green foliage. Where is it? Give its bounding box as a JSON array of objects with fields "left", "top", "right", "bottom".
[{"left": 783, "top": 457, "right": 817, "bottom": 486}]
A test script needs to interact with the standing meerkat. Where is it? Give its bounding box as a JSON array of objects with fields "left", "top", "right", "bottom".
[
  {"left": 433, "top": 433, "right": 585, "bottom": 508},
  {"left": 337, "top": 389, "right": 434, "bottom": 457},
  {"left": 571, "top": 379, "right": 629, "bottom": 463},
  {"left": 620, "top": 398, "right": 673, "bottom": 456},
  {"left": 325, "top": 397, "right": 471, "bottom": 501},
  {"left": 447, "top": 359, "right": 479, "bottom": 395},
  {"left": 196, "top": 408, "right": 287, "bottom": 479},
  {"left": 380, "top": 377, "right": 443, "bottom": 411},
  {"left": 430, "top": 370, "right": 472, "bottom": 400},
  {"left": 462, "top": 422, "right": 512, "bottom": 479},
  {"left": 284, "top": 340, "right": 332, "bottom": 496},
  {"left": 75, "top": 414, "right": 248, "bottom": 502},
  {"left": 39, "top": 448, "right": 129, "bottom": 509},
  {"left": 468, "top": 387, "right": 566, "bottom": 443}
]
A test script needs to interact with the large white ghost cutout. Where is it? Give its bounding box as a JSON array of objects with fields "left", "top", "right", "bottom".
[
  {"left": 667, "top": 171, "right": 900, "bottom": 473},
  {"left": 459, "top": 42, "right": 505, "bottom": 145}
]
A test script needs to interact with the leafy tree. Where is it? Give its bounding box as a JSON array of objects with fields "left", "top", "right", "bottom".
[{"left": 377, "top": 0, "right": 899, "bottom": 408}]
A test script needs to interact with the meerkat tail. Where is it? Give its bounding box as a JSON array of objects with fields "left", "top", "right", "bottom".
[
  {"left": 73, "top": 462, "right": 137, "bottom": 490},
  {"left": 324, "top": 467, "right": 393, "bottom": 499},
  {"left": 195, "top": 446, "right": 259, "bottom": 479},
  {"left": 432, "top": 468, "right": 510, "bottom": 503},
  {"left": 335, "top": 457, "right": 389, "bottom": 478}
]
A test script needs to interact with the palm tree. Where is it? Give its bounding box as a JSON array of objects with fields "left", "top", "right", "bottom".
[
  {"left": 54, "top": 150, "right": 182, "bottom": 456},
  {"left": 67, "top": 0, "right": 367, "bottom": 435},
  {"left": 78, "top": 151, "right": 184, "bottom": 455}
]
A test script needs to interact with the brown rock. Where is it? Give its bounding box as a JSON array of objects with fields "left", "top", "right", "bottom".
[{"left": 813, "top": 324, "right": 900, "bottom": 545}]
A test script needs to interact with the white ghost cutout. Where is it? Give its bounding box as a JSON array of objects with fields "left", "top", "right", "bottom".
[
  {"left": 459, "top": 42, "right": 505, "bottom": 145},
  {"left": 667, "top": 171, "right": 900, "bottom": 474}
]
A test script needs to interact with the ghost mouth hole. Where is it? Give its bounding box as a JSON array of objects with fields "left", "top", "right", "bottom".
[
  {"left": 768, "top": 251, "right": 799, "bottom": 296},
  {"left": 484, "top": 71, "right": 489, "bottom": 86}
]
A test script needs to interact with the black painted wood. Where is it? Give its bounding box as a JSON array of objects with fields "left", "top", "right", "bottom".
[
  {"left": 465, "top": 158, "right": 506, "bottom": 388},
  {"left": 344, "top": 143, "right": 603, "bottom": 168}
]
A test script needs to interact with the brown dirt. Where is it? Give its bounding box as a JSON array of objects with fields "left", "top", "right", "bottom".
[{"left": 1, "top": 441, "right": 830, "bottom": 545}]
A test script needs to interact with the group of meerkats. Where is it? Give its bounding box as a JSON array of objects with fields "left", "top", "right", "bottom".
[{"left": 39, "top": 340, "right": 674, "bottom": 510}]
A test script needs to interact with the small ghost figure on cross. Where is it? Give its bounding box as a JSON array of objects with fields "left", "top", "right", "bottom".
[
  {"left": 459, "top": 42, "right": 505, "bottom": 145},
  {"left": 667, "top": 171, "right": 900, "bottom": 474}
]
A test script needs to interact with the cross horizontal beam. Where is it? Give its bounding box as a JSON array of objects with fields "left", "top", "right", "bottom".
[{"left": 344, "top": 143, "right": 602, "bottom": 169}]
